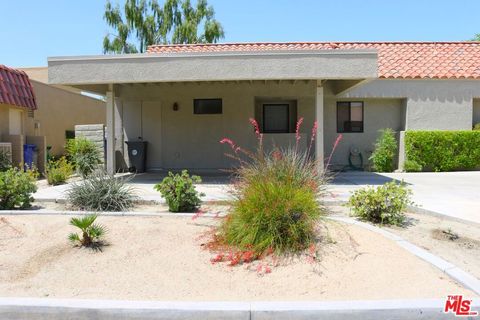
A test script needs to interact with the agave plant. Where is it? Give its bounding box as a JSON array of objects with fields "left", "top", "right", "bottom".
[{"left": 68, "top": 214, "right": 106, "bottom": 247}]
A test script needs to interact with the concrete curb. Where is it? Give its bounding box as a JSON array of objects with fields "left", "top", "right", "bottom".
[
  {"left": 407, "top": 204, "right": 480, "bottom": 227},
  {"left": 0, "top": 298, "right": 478, "bottom": 320},
  {"left": 329, "top": 216, "right": 480, "bottom": 296}
]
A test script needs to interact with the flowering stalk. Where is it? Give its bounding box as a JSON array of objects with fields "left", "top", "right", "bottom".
[
  {"left": 306, "top": 121, "right": 318, "bottom": 157},
  {"left": 220, "top": 138, "right": 236, "bottom": 151},
  {"left": 325, "top": 134, "right": 343, "bottom": 170},
  {"left": 295, "top": 117, "right": 304, "bottom": 152},
  {"left": 249, "top": 118, "right": 263, "bottom": 151}
]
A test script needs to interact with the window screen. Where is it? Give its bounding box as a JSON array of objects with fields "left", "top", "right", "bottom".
[
  {"left": 263, "top": 104, "right": 290, "bottom": 133},
  {"left": 337, "top": 101, "right": 364, "bottom": 133},
  {"left": 194, "top": 99, "right": 222, "bottom": 114}
]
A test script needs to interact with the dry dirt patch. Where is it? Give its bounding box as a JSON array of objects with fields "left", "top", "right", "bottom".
[
  {"left": 0, "top": 214, "right": 475, "bottom": 301},
  {"left": 384, "top": 212, "right": 480, "bottom": 279}
]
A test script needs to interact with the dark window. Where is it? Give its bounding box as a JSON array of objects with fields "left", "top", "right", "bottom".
[
  {"left": 194, "top": 99, "right": 222, "bottom": 114},
  {"left": 337, "top": 101, "right": 364, "bottom": 133},
  {"left": 263, "top": 104, "right": 290, "bottom": 133},
  {"left": 65, "top": 130, "right": 75, "bottom": 139}
]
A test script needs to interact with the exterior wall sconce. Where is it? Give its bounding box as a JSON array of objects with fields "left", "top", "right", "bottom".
[{"left": 173, "top": 102, "right": 179, "bottom": 111}]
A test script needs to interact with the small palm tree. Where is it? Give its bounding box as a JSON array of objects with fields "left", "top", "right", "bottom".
[{"left": 68, "top": 214, "right": 106, "bottom": 247}]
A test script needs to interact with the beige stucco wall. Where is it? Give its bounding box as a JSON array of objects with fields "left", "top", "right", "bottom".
[
  {"left": 0, "top": 104, "right": 27, "bottom": 168},
  {"left": 24, "top": 80, "right": 105, "bottom": 155},
  {"left": 116, "top": 81, "right": 316, "bottom": 170},
  {"left": 113, "top": 78, "right": 479, "bottom": 171},
  {"left": 343, "top": 79, "right": 480, "bottom": 130},
  {"left": 474, "top": 99, "right": 480, "bottom": 127},
  {"left": 0, "top": 103, "right": 27, "bottom": 139},
  {"left": 49, "top": 50, "right": 377, "bottom": 87},
  {"left": 323, "top": 93, "right": 405, "bottom": 168},
  {"left": 0, "top": 104, "right": 11, "bottom": 139}
]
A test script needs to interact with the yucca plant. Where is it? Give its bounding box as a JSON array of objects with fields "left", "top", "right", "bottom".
[
  {"left": 68, "top": 214, "right": 106, "bottom": 247},
  {"left": 67, "top": 170, "right": 138, "bottom": 211}
]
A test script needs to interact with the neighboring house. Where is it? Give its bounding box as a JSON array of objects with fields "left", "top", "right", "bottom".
[
  {"left": 47, "top": 42, "right": 480, "bottom": 174},
  {"left": 0, "top": 65, "right": 46, "bottom": 171},
  {"left": 20, "top": 67, "right": 106, "bottom": 156}
]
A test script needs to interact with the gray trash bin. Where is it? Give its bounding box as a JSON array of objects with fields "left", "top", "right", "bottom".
[{"left": 125, "top": 141, "right": 148, "bottom": 173}]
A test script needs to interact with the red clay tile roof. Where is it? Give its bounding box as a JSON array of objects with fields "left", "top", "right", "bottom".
[
  {"left": 147, "top": 42, "right": 480, "bottom": 79},
  {"left": 0, "top": 65, "right": 37, "bottom": 110}
]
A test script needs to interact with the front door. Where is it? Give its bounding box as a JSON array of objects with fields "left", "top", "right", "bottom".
[{"left": 9, "top": 109, "right": 23, "bottom": 135}]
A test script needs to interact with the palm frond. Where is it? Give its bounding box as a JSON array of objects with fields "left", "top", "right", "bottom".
[
  {"left": 89, "top": 224, "right": 107, "bottom": 240},
  {"left": 70, "top": 214, "right": 98, "bottom": 230},
  {"left": 68, "top": 232, "right": 81, "bottom": 244}
]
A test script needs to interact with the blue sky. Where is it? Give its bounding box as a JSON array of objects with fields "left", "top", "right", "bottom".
[{"left": 1, "top": 0, "right": 479, "bottom": 67}]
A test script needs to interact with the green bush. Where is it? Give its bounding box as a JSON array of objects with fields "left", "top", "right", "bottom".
[
  {"left": 66, "top": 137, "right": 102, "bottom": 178},
  {"left": 369, "top": 128, "right": 398, "bottom": 172},
  {"left": 46, "top": 156, "right": 74, "bottom": 185},
  {"left": 405, "top": 131, "right": 480, "bottom": 172},
  {"left": 218, "top": 132, "right": 328, "bottom": 255},
  {"left": 473, "top": 123, "right": 480, "bottom": 130},
  {"left": 403, "top": 159, "right": 422, "bottom": 172},
  {"left": 347, "top": 181, "right": 413, "bottom": 226},
  {"left": 0, "top": 149, "right": 11, "bottom": 172},
  {"left": 67, "top": 171, "right": 138, "bottom": 211},
  {"left": 0, "top": 168, "right": 38, "bottom": 209},
  {"left": 222, "top": 176, "right": 322, "bottom": 254},
  {"left": 154, "top": 170, "right": 204, "bottom": 212},
  {"left": 68, "top": 214, "right": 107, "bottom": 248}
]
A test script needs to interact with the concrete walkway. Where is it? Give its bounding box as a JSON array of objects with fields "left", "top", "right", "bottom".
[
  {"left": 335, "top": 171, "right": 480, "bottom": 224},
  {"left": 33, "top": 171, "right": 480, "bottom": 224}
]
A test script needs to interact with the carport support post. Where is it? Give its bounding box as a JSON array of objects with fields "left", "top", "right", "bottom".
[
  {"left": 106, "top": 85, "right": 116, "bottom": 175},
  {"left": 315, "top": 82, "right": 324, "bottom": 172}
]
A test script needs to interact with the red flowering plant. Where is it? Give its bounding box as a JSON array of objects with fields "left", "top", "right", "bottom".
[{"left": 205, "top": 118, "right": 342, "bottom": 270}]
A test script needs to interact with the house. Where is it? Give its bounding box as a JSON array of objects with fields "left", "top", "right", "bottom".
[
  {"left": 0, "top": 65, "right": 45, "bottom": 171},
  {"left": 19, "top": 67, "right": 105, "bottom": 156},
  {"left": 47, "top": 42, "right": 480, "bottom": 174}
]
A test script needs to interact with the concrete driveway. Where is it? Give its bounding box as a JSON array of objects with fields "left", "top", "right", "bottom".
[{"left": 333, "top": 171, "right": 480, "bottom": 224}]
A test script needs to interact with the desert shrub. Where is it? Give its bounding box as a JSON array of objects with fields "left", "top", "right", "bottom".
[
  {"left": 347, "top": 181, "right": 413, "bottom": 226},
  {"left": 46, "top": 156, "right": 74, "bottom": 185},
  {"left": 0, "top": 168, "right": 38, "bottom": 209},
  {"left": 154, "top": 170, "right": 204, "bottom": 212},
  {"left": 213, "top": 118, "right": 332, "bottom": 256},
  {"left": 403, "top": 159, "right": 422, "bottom": 172},
  {"left": 473, "top": 123, "right": 480, "bottom": 130},
  {"left": 405, "top": 131, "right": 480, "bottom": 171},
  {"left": 0, "top": 149, "right": 11, "bottom": 172},
  {"left": 68, "top": 214, "right": 106, "bottom": 247},
  {"left": 369, "top": 128, "right": 397, "bottom": 172},
  {"left": 67, "top": 171, "right": 138, "bottom": 211},
  {"left": 65, "top": 137, "right": 102, "bottom": 177}
]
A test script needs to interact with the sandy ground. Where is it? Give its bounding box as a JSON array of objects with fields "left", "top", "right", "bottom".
[
  {"left": 384, "top": 212, "right": 480, "bottom": 279},
  {"left": 0, "top": 214, "right": 475, "bottom": 301}
]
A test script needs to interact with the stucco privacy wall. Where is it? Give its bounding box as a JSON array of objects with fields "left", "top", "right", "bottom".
[
  {"left": 115, "top": 81, "right": 316, "bottom": 170},
  {"left": 342, "top": 79, "right": 480, "bottom": 130},
  {"left": 4, "top": 135, "right": 24, "bottom": 168},
  {"left": 24, "top": 81, "right": 105, "bottom": 156}
]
